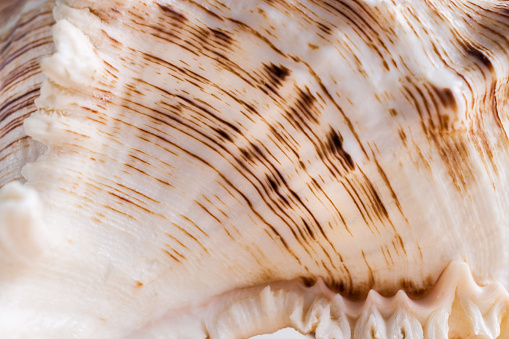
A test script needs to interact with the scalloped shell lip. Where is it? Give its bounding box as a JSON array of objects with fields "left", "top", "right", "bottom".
[{"left": 127, "top": 261, "right": 509, "bottom": 338}]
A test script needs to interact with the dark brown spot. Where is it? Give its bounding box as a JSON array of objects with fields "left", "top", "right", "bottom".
[
  {"left": 88, "top": 8, "right": 110, "bottom": 22},
  {"left": 210, "top": 28, "right": 233, "bottom": 45},
  {"left": 214, "top": 128, "right": 232, "bottom": 141},
  {"left": 433, "top": 87, "right": 457, "bottom": 111},
  {"left": 157, "top": 3, "right": 187, "bottom": 22},
  {"left": 328, "top": 129, "right": 355, "bottom": 170},
  {"left": 286, "top": 87, "right": 320, "bottom": 126},
  {"left": 240, "top": 148, "right": 252, "bottom": 162},
  {"left": 317, "top": 22, "right": 331, "bottom": 35},
  {"left": 398, "top": 276, "right": 434, "bottom": 299},
  {"left": 463, "top": 44, "right": 493, "bottom": 71},
  {"left": 326, "top": 279, "right": 370, "bottom": 300},
  {"left": 330, "top": 280, "right": 346, "bottom": 294},
  {"left": 301, "top": 277, "right": 317, "bottom": 287},
  {"left": 301, "top": 218, "right": 315, "bottom": 239},
  {"left": 266, "top": 174, "right": 279, "bottom": 191},
  {"left": 399, "top": 128, "right": 407, "bottom": 145},
  {"left": 263, "top": 62, "right": 291, "bottom": 89}
]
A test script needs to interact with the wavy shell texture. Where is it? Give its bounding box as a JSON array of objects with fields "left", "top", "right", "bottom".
[
  {"left": 0, "top": 0, "right": 54, "bottom": 186},
  {"left": 2, "top": 0, "right": 509, "bottom": 338}
]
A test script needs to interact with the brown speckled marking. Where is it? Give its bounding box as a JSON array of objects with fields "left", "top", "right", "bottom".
[
  {"left": 0, "top": 0, "right": 55, "bottom": 187},
  {"left": 7, "top": 0, "right": 509, "bottom": 311}
]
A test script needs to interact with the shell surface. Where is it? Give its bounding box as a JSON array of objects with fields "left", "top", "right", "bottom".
[{"left": 2, "top": 0, "right": 509, "bottom": 338}]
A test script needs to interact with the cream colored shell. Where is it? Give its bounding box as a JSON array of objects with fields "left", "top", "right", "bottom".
[{"left": 1, "top": 0, "right": 509, "bottom": 338}]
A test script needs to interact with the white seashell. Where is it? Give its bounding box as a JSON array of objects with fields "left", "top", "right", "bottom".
[{"left": 2, "top": 0, "right": 509, "bottom": 338}]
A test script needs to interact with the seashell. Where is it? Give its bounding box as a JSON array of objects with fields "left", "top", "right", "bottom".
[{"left": 2, "top": 0, "right": 509, "bottom": 337}]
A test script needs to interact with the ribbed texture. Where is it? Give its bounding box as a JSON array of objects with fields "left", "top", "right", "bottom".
[{"left": 0, "top": 0, "right": 55, "bottom": 187}]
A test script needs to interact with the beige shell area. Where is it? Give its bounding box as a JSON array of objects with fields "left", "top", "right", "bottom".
[{"left": 3, "top": 0, "right": 509, "bottom": 337}]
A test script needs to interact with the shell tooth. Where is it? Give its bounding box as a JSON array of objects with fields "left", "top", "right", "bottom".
[
  {"left": 466, "top": 299, "right": 504, "bottom": 338},
  {"left": 423, "top": 308, "right": 449, "bottom": 339},
  {"left": 354, "top": 304, "right": 387, "bottom": 339},
  {"left": 450, "top": 294, "right": 508, "bottom": 339},
  {"left": 290, "top": 294, "right": 350, "bottom": 339},
  {"left": 314, "top": 296, "right": 351, "bottom": 339},
  {"left": 387, "top": 308, "right": 423, "bottom": 339},
  {"left": 445, "top": 261, "right": 509, "bottom": 338},
  {"left": 313, "top": 312, "right": 350, "bottom": 339}
]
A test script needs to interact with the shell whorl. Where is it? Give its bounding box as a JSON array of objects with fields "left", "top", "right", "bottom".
[{"left": 0, "top": 0, "right": 54, "bottom": 186}]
